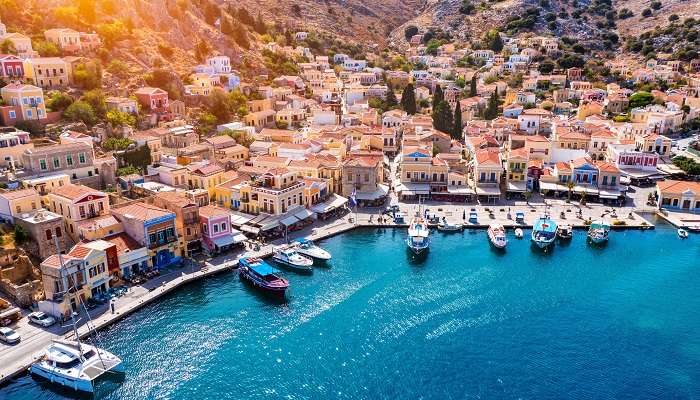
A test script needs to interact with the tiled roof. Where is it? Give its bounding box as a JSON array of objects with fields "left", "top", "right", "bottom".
[
  {"left": 656, "top": 180, "right": 700, "bottom": 194},
  {"left": 0, "top": 188, "right": 38, "bottom": 201},
  {"left": 475, "top": 149, "right": 501, "bottom": 165},
  {"left": 198, "top": 205, "right": 230, "bottom": 218},
  {"left": 103, "top": 232, "right": 143, "bottom": 254},
  {"left": 112, "top": 202, "right": 173, "bottom": 222},
  {"left": 190, "top": 164, "right": 224, "bottom": 176},
  {"left": 51, "top": 184, "right": 101, "bottom": 201}
]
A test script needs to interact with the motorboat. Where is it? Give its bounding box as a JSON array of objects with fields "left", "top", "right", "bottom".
[
  {"left": 30, "top": 339, "right": 124, "bottom": 393},
  {"left": 531, "top": 217, "right": 557, "bottom": 249},
  {"left": 437, "top": 221, "right": 462, "bottom": 232},
  {"left": 468, "top": 212, "right": 478, "bottom": 223},
  {"left": 487, "top": 224, "right": 507, "bottom": 249},
  {"left": 272, "top": 247, "right": 313, "bottom": 272},
  {"left": 686, "top": 225, "right": 700, "bottom": 232},
  {"left": 587, "top": 220, "right": 610, "bottom": 244},
  {"left": 292, "top": 238, "right": 331, "bottom": 262},
  {"left": 514, "top": 228, "right": 524, "bottom": 238},
  {"left": 678, "top": 228, "right": 689, "bottom": 239},
  {"left": 557, "top": 224, "right": 573, "bottom": 240},
  {"left": 239, "top": 257, "right": 289, "bottom": 296},
  {"left": 406, "top": 213, "right": 430, "bottom": 254}
]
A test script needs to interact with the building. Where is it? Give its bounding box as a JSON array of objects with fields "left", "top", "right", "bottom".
[
  {"left": 47, "top": 184, "right": 110, "bottom": 241},
  {"left": 186, "top": 163, "right": 225, "bottom": 199},
  {"left": 106, "top": 96, "right": 138, "bottom": 114},
  {"left": 199, "top": 205, "right": 244, "bottom": 254},
  {"left": 21, "top": 142, "right": 116, "bottom": 188},
  {"left": 238, "top": 168, "right": 305, "bottom": 216},
  {"left": 43, "top": 28, "right": 81, "bottom": 53},
  {"left": 102, "top": 232, "right": 149, "bottom": 279},
  {"left": 0, "top": 83, "right": 47, "bottom": 125},
  {"left": 472, "top": 149, "right": 503, "bottom": 202},
  {"left": 656, "top": 180, "right": 700, "bottom": 212},
  {"left": 111, "top": 202, "right": 183, "bottom": 269},
  {"left": 0, "top": 188, "right": 41, "bottom": 223},
  {"left": 15, "top": 209, "right": 69, "bottom": 259},
  {"left": 134, "top": 87, "right": 170, "bottom": 113},
  {"left": 24, "top": 57, "right": 71, "bottom": 88},
  {"left": 152, "top": 191, "right": 202, "bottom": 256},
  {"left": 0, "top": 127, "right": 32, "bottom": 167},
  {"left": 342, "top": 154, "right": 387, "bottom": 204},
  {"left": 0, "top": 54, "right": 24, "bottom": 78}
]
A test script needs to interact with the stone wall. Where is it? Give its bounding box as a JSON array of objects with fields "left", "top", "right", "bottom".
[{"left": 0, "top": 249, "right": 42, "bottom": 307}]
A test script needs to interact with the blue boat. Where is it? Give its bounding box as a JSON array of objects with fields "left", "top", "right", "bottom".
[
  {"left": 531, "top": 217, "right": 557, "bottom": 249},
  {"left": 406, "top": 214, "right": 430, "bottom": 254},
  {"left": 587, "top": 220, "right": 610, "bottom": 244},
  {"left": 238, "top": 257, "right": 289, "bottom": 297}
]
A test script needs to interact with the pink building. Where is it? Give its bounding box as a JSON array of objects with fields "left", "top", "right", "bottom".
[
  {"left": 0, "top": 54, "right": 23, "bottom": 79},
  {"left": 199, "top": 205, "right": 245, "bottom": 254},
  {"left": 134, "top": 87, "right": 170, "bottom": 113}
]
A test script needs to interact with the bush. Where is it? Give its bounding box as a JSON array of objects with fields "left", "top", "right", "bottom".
[
  {"left": 404, "top": 25, "right": 418, "bottom": 41},
  {"left": 641, "top": 8, "right": 652, "bottom": 18},
  {"left": 13, "top": 225, "right": 27, "bottom": 244},
  {"left": 650, "top": 1, "right": 661, "bottom": 10},
  {"left": 64, "top": 101, "right": 97, "bottom": 125},
  {"left": 618, "top": 8, "right": 634, "bottom": 19}
]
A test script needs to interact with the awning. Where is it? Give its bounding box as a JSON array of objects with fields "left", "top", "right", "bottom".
[
  {"left": 506, "top": 181, "right": 527, "bottom": 193},
  {"left": 311, "top": 194, "right": 348, "bottom": 213},
  {"left": 540, "top": 182, "right": 564, "bottom": 191},
  {"left": 474, "top": 186, "right": 501, "bottom": 196},
  {"left": 232, "top": 232, "right": 247, "bottom": 244},
  {"left": 599, "top": 188, "right": 621, "bottom": 199},
  {"left": 212, "top": 234, "right": 236, "bottom": 248},
  {"left": 240, "top": 225, "right": 261, "bottom": 235},
  {"left": 280, "top": 215, "right": 298, "bottom": 226},
  {"left": 397, "top": 183, "right": 430, "bottom": 195},
  {"left": 447, "top": 186, "right": 474, "bottom": 195},
  {"left": 574, "top": 185, "right": 598, "bottom": 195},
  {"left": 356, "top": 184, "right": 390, "bottom": 200},
  {"left": 230, "top": 212, "right": 255, "bottom": 226},
  {"left": 260, "top": 217, "right": 280, "bottom": 231},
  {"left": 0, "top": 307, "right": 20, "bottom": 319},
  {"left": 294, "top": 208, "right": 314, "bottom": 220}
]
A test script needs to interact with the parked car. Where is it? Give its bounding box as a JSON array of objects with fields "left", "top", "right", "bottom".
[
  {"left": 28, "top": 311, "right": 56, "bottom": 327},
  {"left": 0, "top": 327, "right": 20, "bottom": 344}
]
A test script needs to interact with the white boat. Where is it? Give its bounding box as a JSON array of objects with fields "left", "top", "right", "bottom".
[
  {"left": 292, "top": 238, "right": 332, "bottom": 261},
  {"left": 587, "top": 220, "right": 610, "bottom": 244},
  {"left": 487, "top": 224, "right": 507, "bottom": 249},
  {"left": 557, "top": 224, "right": 573, "bottom": 240},
  {"left": 678, "top": 228, "right": 689, "bottom": 239},
  {"left": 406, "top": 214, "right": 430, "bottom": 254},
  {"left": 272, "top": 247, "right": 314, "bottom": 272},
  {"left": 531, "top": 217, "right": 557, "bottom": 249},
  {"left": 514, "top": 228, "right": 524, "bottom": 238},
  {"left": 30, "top": 339, "right": 124, "bottom": 393},
  {"left": 437, "top": 221, "right": 462, "bottom": 232}
]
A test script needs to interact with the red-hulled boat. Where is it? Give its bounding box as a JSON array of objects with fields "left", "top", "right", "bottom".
[{"left": 238, "top": 257, "right": 289, "bottom": 297}]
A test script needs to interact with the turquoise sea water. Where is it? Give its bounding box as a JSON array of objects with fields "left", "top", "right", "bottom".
[{"left": 2, "top": 221, "right": 700, "bottom": 399}]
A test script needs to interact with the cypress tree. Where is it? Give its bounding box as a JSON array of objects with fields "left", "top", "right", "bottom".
[
  {"left": 432, "top": 85, "right": 444, "bottom": 108},
  {"left": 400, "top": 83, "right": 417, "bottom": 114},
  {"left": 469, "top": 74, "right": 477, "bottom": 97},
  {"left": 452, "top": 101, "right": 463, "bottom": 139},
  {"left": 432, "top": 100, "right": 453, "bottom": 133},
  {"left": 385, "top": 85, "right": 398, "bottom": 109},
  {"left": 485, "top": 91, "right": 499, "bottom": 120}
]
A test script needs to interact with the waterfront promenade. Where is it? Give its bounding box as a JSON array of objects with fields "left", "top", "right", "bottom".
[{"left": 0, "top": 200, "right": 657, "bottom": 384}]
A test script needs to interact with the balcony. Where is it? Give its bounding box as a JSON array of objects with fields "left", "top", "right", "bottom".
[{"left": 149, "top": 236, "right": 178, "bottom": 249}]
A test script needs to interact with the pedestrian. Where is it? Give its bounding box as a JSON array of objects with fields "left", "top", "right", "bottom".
[{"left": 110, "top": 300, "right": 115, "bottom": 314}]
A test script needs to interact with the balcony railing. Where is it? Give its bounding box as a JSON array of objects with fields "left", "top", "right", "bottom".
[{"left": 149, "top": 237, "right": 177, "bottom": 249}]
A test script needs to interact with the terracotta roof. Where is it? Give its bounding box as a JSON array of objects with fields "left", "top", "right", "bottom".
[
  {"left": 0, "top": 188, "right": 38, "bottom": 201},
  {"left": 508, "top": 147, "right": 529, "bottom": 159},
  {"left": 154, "top": 191, "right": 196, "bottom": 208},
  {"left": 656, "top": 180, "right": 700, "bottom": 195},
  {"left": 205, "top": 135, "right": 236, "bottom": 145},
  {"left": 556, "top": 161, "right": 572, "bottom": 171},
  {"left": 190, "top": 164, "right": 224, "bottom": 176},
  {"left": 112, "top": 202, "right": 173, "bottom": 222},
  {"left": 596, "top": 161, "right": 620, "bottom": 173},
  {"left": 475, "top": 149, "right": 501, "bottom": 166},
  {"left": 343, "top": 155, "right": 382, "bottom": 168},
  {"left": 68, "top": 245, "right": 92, "bottom": 259},
  {"left": 103, "top": 232, "right": 142, "bottom": 254},
  {"left": 198, "top": 205, "right": 230, "bottom": 219},
  {"left": 50, "top": 184, "right": 102, "bottom": 201}
]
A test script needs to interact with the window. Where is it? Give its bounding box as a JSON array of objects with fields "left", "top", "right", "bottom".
[
  {"left": 39, "top": 159, "right": 47, "bottom": 170},
  {"left": 78, "top": 153, "right": 86, "bottom": 163},
  {"left": 221, "top": 222, "right": 227, "bottom": 231},
  {"left": 15, "top": 205, "right": 21, "bottom": 213},
  {"left": 55, "top": 227, "right": 61, "bottom": 237},
  {"left": 46, "top": 229, "right": 52, "bottom": 240},
  {"left": 66, "top": 155, "right": 73, "bottom": 165},
  {"left": 8, "top": 110, "right": 15, "bottom": 119},
  {"left": 213, "top": 224, "right": 219, "bottom": 233},
  {"left": 79, "top": 206, "right": 85, "bottom": 218},
  {"left": 53, "top": 157, "right": 60, "bottom": 168},
  {"left": 149, "top": 233, "right": 156, "bottom": 243}
]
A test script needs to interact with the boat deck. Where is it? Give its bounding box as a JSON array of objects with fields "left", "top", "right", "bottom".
[{"left": 83, "top": 358, "right": 121, "bottom": 380}]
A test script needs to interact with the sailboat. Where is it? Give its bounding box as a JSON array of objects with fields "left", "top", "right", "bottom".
[{"left": 30, "top": 238, "right": 124, "bottom": 393}]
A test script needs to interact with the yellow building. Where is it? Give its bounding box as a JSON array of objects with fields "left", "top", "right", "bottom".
[
  {"left": 186, "top": 164, "right": 225, "bottom": 199},
  {"left": 0, "top": 83, "right": 48, "bottom": 123},
  {"left": 23, "top": 57, "right": 71, "bottom": 88},
  {"left": 47, "top": 184, "right": 110, "bottom": 241},
  {"left": 238, "top": 168, "right": 305, "bottom": 215},
  {"left": 0, "top": 188, "right": 41, "bottom": 223}
]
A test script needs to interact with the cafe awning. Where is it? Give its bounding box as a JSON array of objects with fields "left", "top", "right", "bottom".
[
  {"left": 240, "top": 225, "right": 261, "bottom": 235},
  {"left": 474, "top": 185, "right": 502, "bottom": 196},
  {"left": 506, "top": 181, "right": 527, "bottom": 193},
  {"left": 356, "top": 184, "right": 390, "bottom": 200},
  {"left": 599, "top": 188, "right": 621, "bottom": 199},
  {"left": 212, "top": 234, "right": 236, "bottom": 248},
  {"left": 447, "top": 186, "right": 474, "bottom": 195},
  {"left": 397, "top": 183, "right": 429, "bottom": 195},
  {"left": 539, "top": 182, "right": 564, "bottom": 192},
  {"left": 280, "top": 215, "right": 299, "bottom": 226},
  {"left": 294, "top": 208, "right": 314, "bottom": 220},
  {"left": 230, "top": 212, "right": 255, "bottom": 226},
  {"left": 311, "top": 194, "right": 348, "bottom": 213}
]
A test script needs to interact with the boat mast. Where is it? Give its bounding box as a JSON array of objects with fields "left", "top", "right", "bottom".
[{"left": 54, "top": 236, "right": 84, "bottom": 359}]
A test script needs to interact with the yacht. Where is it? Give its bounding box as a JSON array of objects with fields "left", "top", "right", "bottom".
[
  {"left": 487, "top": 224, "right": 507, "bottom": 249},
  {"left": 437, "top": 221, "right": 462, "bottom": 232},
  {"left": 531, "top": 216, "right": 557, "bottom": 249},
  {"left": 272, "top": 246, "right": 313, "bottom": 272},
  {"left": 557, "top": 224, "right": 573, "bottom": 240},
  {"left": 30, "top": 339, "right": 124, "bottom": 393},
  {"left": 239, "top": 257, "right": 289, "bottom": 297},
  {"left": 587, "top": 220, "right": 610, "bottom": 244},
  {"left": 406, "top": 213, "right": 431, "bottom": 254},
  {"left": 292, "top": 238, "right": 332, "bottom": 262}
]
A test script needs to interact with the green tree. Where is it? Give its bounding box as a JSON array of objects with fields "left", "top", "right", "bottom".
[
  {"left": 73, "top": 61, "right": 102, "bottom": 90},
  {"left": 484, "top": 91, "right": 499, "bottom": 120},
  {"left": 46, "top": 92, "right": 74, "bottom": 112},
  {"left": 97, "top": 20, "right": 128, "bottom": 48},
  {"left": 80, "top": 89, "right": 107, "bottom": 118},
  {"left": 121, "top": 145, "right": 151, "bottom": 170},
  {"left": 400, "top": 83, "right": 417, "bottom": 114},
  {"left": 194, "top": 40, "right": 210, "bottom": 62},
  {"left": 629, "top": 91, "right": 654, "bottom": 109},
  {"left": 207, "top": 88, "right": 233, "bottom": 123},
  {"left": 13, "top": 225, "right": 27, "bottom": 244},
  {"left": 197, "top": 112, "right": 217, "bottom": 135},
  {"left": 229, "top": 88, "right": 249, "bottom": 117},
  {"left": 385, "top": 86, "right": 398, "bottom": 109},
  {"left": 103, "top": 137, "right": 135, "bottom": 150},
  {"left": 452, "top": 102, "right": 463, "bottom": 139},
  {"left": 105, "top": 110, "right": 136, "bottom": 127},
  {"left": 77, "top": 0, "right": 96, "bottom": 23},
  {"left": 432, "top": 100, "right": 454, "bottom": 133},
  {"left": 432, "top": 85, "right": 444, "bottom": 109},
  {"left": 117, "top": 165, "right": 141, "bottom": 176},
  {"left": 0, "top": 39, "right": 16, "bottom": 54},
  {"left": 219, "top": 128, "right": 255, "bottom": 147},
  {"left": 107, "top": 60, "right": 129, "bottom": 79},
  {"left": 469, "top": 74, "right": 477, "bottom": 97},
  {"left": 484, "top": 29, "right": 503, "bottom": 52},
  {"left": 404, "top": 25, "right": 418, "bottom": 41},
  {"left": 35, "top": 40, "right": 61, "bottom": 57},
  {"left": 64, "top": 101, "right": 97, "bottom": 125}
]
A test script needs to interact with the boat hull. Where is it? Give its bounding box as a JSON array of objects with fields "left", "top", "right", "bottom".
[
  {"left": 588, "top": 235, "right": 608, "bottom": 244},
  {"left": 271, "top": 257, "right": 313, "bottom": 273},
  {"left": 296, "top": 249, "right": 332, "bottom": 262},
  {"left": 406, "top": 238, "right": 430, "bottom": 254},
  {"left": 30, "top": 365, "right": 95, "bottom": 393},
  {"left": 239, "top": 267, "right": 288, "bottom": 297},
  {"left": 532, "top": 237, "right": 555, "bottom": 249}
]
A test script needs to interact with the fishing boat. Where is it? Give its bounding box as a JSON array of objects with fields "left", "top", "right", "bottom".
[
  {"left": 678, "top": 228, "right": 689, "bottom": 239},
  {"left": 30, "top": 339, "right": 124, "bottom": 393},
  {"left": 292, "top": 238, "right": 332, "bottom": 262},
  {"left": 531, "top": 217, "right": 557, "bottom": 249},
  {"left": 272, "top": 246, "right": 313, "bottom": 272},
  {"left": 587, "top": 220, "right": 610, "bottom": 244},
  {"left": 487, "top": 224, "right": 507, "bottom": 249},
  {"left": 406, "top": 213, "right": 430, "bottom": 254},
  {"left": 238, "top": 257, "right": 289, "bottom": 296},
  {"left": 557, "top": 224, "right": 573, "bottom": 240},
  {"left": 514, "top": 228, "right": 524, "bottom": 238},
  {"left": 437, "top": 221, "right": 462, "bottom": 232}
]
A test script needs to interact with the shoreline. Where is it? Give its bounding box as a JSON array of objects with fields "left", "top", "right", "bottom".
[{"left": 0, "top": 209, "right": 658, "bottom": 385}]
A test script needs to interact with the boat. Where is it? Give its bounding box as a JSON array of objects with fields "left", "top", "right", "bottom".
[
  {"left": 437, "top": 221, "right": 462, "bottom": 232},
  {"left": 686, "top": 225, "right": 700, "bottom": 232},
  {"left": 292, "top": 238, "right": 332, "bottom": 262},
  {"left": 487, "top": 224, "right": 507, "bottom": 249},
  {"left": 557, "top": 224, "right": 573, "bottom": 240},
  {"left": 238, "top": 257, "right": 289, "bottom": 296},
  {"left": 272, "top": 246, "right": 313, "bottom": 272},
  {"left": 514, "top": 228, "right": 524, "bottom": 238},
  {"left": 587, "top": 220, "right": 610, "bottom": 244},
  {"left": 531, "top": 217, "right": 557, "bottom": 249},
  {"left": 30, "top": 339, "right": 124, "bottom": 393},
  {"left": 406, "top": 213, "right": 431, "bottom": 254},
  {"left": 678, "top": 228, "right": 689, "bottom": 239}
]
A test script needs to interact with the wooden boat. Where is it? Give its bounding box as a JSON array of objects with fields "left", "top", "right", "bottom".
[
  {"left": 557, "top": 224, "right": 573, "bottom": 240},
  {"left": 487, "top": 224, "right": 507, "bottom": 249},
  {"left": 531, "top": 217, "right": 557, "bottom": 249},
  {"left": 239, "top": 257, "right": 289, "bottom": 296},
  {"left": 587, "top": 220, "right": 610, "bottom": 244},
  {"left": 678, "top": 229, "right": 689, "bottom": 239}
]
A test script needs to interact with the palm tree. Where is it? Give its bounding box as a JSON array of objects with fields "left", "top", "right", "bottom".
[{"left": 566, "top": 180, "right": 575, "bottom": 202}]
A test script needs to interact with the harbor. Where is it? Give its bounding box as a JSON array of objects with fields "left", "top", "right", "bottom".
[{"left": 1, "top": 219, "right": 698, "bottom": 399}]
